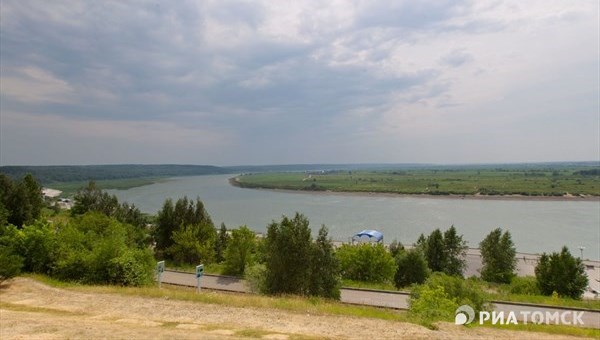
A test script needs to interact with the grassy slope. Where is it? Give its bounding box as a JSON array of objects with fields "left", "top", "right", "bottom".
[
  {"left": 23, "top": 275, "right": 600, "bottom": 338},
  {"left": 234, "top": 168, "right": 600, "bottom": 196}
]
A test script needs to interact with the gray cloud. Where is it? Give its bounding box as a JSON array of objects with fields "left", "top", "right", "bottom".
[{"left": 1, "top": 0, "right": 598, "bottom": 165}]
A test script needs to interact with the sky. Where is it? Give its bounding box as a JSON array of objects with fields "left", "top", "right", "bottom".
[{"left": 1, "top": 0, "right": 598, "bottom": 166}]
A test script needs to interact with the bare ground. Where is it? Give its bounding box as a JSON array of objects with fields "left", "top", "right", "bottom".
[{"left": 0, "top": 278, "right": 589, "bottom": 339}]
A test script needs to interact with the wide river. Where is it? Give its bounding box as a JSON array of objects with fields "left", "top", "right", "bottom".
[{"left": 108, "top": 174, "right": 600, "bottom": 260}]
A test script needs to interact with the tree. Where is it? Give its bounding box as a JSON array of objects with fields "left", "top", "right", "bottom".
[
  {"left": 336, "top": 243, "right": 396, "bottom": 283},
  {"left": 309, "top": 225, "right": 341, "bottom": 299},
  {"left": 264, "top": 213, "right": 313, "bottom": 295},
  {"left": 535, "top": 246, "right": 588, "bottom": 299},
  {"left": 223, "top": 226, "right": 256, "bottom": 275},
  {"left": 167, "top": 223, "right": 216, "bottom": 265},
  {"left": 0, "top": 173, "right": 44, "bottom": 227},
  {"left": 154, "top": 196, "right": 215, "bottom": 257},
  {"left": 422, "top": 229, "right": 445, "bottom": 272},
  {"left": 443, "top": 225, "right": 467, "bottom": 276},
  {"left": 388, "top": 239, "right": 404, "bottom": 258},
  {"left": 418, "top": 226, "right": 467, "bottom": 277},
  {"left": 479, "top": 228, "right": 516, "bottom": 283},
  {"left": 215, "top": 223, "right": 230, "bottom": 263},
  {"left": 154, "top": 198, "right": 176, "bottom": 252},
  {"left": 71, "top": 181, "right": 119, "bottom": 217},
  {"left": 394, "top": 248, "right": 429, "bottom": 288}
]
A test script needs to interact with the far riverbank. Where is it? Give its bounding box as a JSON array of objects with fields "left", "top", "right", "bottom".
[{"left": 229, "top": 177, "right": 600, "bottom": 202}]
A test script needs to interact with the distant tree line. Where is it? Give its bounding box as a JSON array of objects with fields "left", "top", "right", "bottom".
[{"left": 0, "top": 165, "right": 229, "bottom": 184}]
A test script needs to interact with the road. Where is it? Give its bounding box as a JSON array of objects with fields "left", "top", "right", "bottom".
[{"left": 162, "top": 270, "right": 600, "bottom": 329}]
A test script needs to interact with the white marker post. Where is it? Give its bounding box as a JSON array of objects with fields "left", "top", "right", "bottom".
[
  {"left": 196, "top": 264, "right": 204, "bottom": 292},
  {"left": 157, "top": 261, "right": 165, "bottom": 288}
]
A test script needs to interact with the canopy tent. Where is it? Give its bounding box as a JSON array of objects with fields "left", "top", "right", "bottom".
[{"left": 352, "top": 229, "right": 383, "bottom": 243}]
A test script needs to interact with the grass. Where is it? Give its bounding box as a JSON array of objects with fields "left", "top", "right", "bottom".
[
  {"left": 26, "top": 274, "right": 409, "bottom": 322},
  {"left": 22, "top": 274, "right": 600, "bottom": 338},
  {"left": 234, "top": 167, "right": 600, "bottom": 197},
  {"left": 341, "top": 279, "right": 400, "bottom": 292},
  {"left": 479, "top": 321, "right": 600, "bottom": 338},
  {"left": 489, "top": 292, "right": 600, "bottom": 310}
]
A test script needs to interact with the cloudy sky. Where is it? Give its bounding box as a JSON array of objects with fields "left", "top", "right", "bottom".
[{"left": 1, "top": 1, "right": 598, "bottom": 166}]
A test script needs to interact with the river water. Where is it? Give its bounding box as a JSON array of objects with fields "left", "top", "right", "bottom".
[{"left": 108, "top": 174, "right": 600, "bottom": 259}]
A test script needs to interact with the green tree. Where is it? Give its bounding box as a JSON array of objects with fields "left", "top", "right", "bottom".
[
  {"left": 443, "top": 225, "right": 467, "bottom": 276},
  {"left": 0, "top": 224, "right": 24, "bottom": 282},
  {"left": 337, "top": 243, "right": 396, "bottom": 283},
  {"left": 309, "top": 225, "right": 341, "bottom": 299},
  {"left": 71, "top": 181, "right": 119, "bottom": 216},
  {"left": 264, "top": 213, "right": 313, "bottom": 295},
  {"left": 167, "top": 224, "right": 216, "bottom": 265},
  {"left": 215, "top": 223, "right": 230, "bottom": 263},
  {"left": 418, "top": 226, "right": 467, "bottom": 276},
  {"left": 0, "top": 173, "right": 44, "bottom": 227},
  {"left": 22, "top": 174, "right": 43, "bottom": 223},
  {"left": 394, "top": 248, "right": 429, "bottom": 288},
  {"left": 421, "top": 229, "right": 445, "bottom": 272},
  {"left": 479, "top": 228, "right": 516, "bottom": 283},
  {"left": 154, "top": 196, "right": 215, "bottom": 257},
  {"left": 388, "top": 239, "right": 404, "bottom": 258},
  {"left": 224, "top": 226, "right": 256, "bottom": 276},
  {"left": 535, "top": 246, "right": 588, "bottom": 299}
]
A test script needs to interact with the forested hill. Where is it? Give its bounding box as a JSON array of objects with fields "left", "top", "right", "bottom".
[{"left": 0, "top": 164, "right": 229, "bottom": 184}]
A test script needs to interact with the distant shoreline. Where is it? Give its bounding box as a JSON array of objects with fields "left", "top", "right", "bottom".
[{"left": 229, "top": 177, "right": 600, "bottom": 202}]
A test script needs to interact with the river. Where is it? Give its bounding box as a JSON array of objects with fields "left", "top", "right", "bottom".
[{"left": 108, "top": 174, "right": 600, "bottom": 259}]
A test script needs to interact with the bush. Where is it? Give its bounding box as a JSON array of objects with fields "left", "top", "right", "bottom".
[
  {"left": 535, "top": 246, "right": 588, "bottom": 299},
  {"left": 409, "top": 284, "right": 458, "bottom": 323},
  {"left": 223, "top": 226, "right": 256, "bottom": 276},
  {"left": 107, "top": 248, "right": 155, "bottom": 286},
  {"left": 245, "top": 263, "right": 267, "bottom": 294},
  {"left": 337, "top": 243, "right": 395, "bottom": 283},
  {"left": 394, "top": 249, "right": 429, "bottom": 288},
  {"left": 507, "top": 276, "right": 540, "bottom": 295},
  {"left": 0, "top": 246, "right": 23, "bottom": 283},
  {"left": 167, "top": 224, "right": 216, "bottom": 265},
  {"left": 410, "top": 272, "right": 489, "bottom": 319}
]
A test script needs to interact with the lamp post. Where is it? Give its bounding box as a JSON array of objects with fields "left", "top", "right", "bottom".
[{"left": 578, "top": 246, "right": 585, "bottom": 260}]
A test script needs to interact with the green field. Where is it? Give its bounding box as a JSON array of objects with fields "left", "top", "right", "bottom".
[
  {"left": 233, "top": 167, "right": 600, "bottom": 197},
  {"left": 49, "top": 177, "right": 163, "bottom": 196}
]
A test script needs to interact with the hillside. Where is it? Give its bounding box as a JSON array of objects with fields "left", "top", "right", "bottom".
[{"left": 0, "top": 278, "right": 588, "bottom": 339}]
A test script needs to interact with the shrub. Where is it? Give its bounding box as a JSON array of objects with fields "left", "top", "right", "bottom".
[
  {"left": 411, "top": 272, "right": 489, "bottom": 317},
  {"left": 107, "top": 248, "right": 155, "bottom": 286},
  {"left": 167, "top": 224, "right": 216, "bottom": 265},
  {"left": 337, "top": 243, "right": 395, "bottom": 283},
  {"left": 245, "top": 263, "right": 267, "bottom": 294},
  {"left": 535, "top": 246, "right": 588, "bottom": 299},
  {"left": 506, "top": 276, "right": 540, "bottom": 295},
  {"left": 394, "top": 248, "right": 429, "bottom": 288},
  {"left": 223, "top": 226, "right": 256, "bottom": 276},
  {"left": 409, "top": 284, "right": 458, "bottom": 322}
]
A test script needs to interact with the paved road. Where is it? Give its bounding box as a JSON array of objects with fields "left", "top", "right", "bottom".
[{"left": 162, "top": 270, "right": 600, "bottom": 329}]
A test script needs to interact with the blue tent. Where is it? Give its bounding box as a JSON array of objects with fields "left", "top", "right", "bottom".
[{"left": 352, "top": 229, "right": 383, "bottom": 243}]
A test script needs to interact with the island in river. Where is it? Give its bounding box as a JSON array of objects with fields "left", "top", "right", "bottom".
[{"left": 231, "top": 167, "right": 600, "bottom": 200}]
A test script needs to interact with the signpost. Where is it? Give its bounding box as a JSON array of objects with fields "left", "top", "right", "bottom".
[
  {"left": 157, "top": 261, "right": 165, "bottom": 288},
  {"left": 196, "top": 264, "right": 204, "bottom": 292}
]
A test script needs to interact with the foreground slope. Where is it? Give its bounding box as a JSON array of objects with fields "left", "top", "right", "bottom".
[{"left": 0, "top": 278, "right": 590, "bottom": 339}]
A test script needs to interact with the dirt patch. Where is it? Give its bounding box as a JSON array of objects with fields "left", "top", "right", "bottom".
[{"left": 0, "top": 278, "right": 587, "bottom": 339}]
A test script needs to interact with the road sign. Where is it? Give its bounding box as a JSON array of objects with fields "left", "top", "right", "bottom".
[
  {"left": 196, "top": 264, "right": 204, "bottom": 292},
  {"left": 157, "top": 261, "right": 165, "bottom": 288}
]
